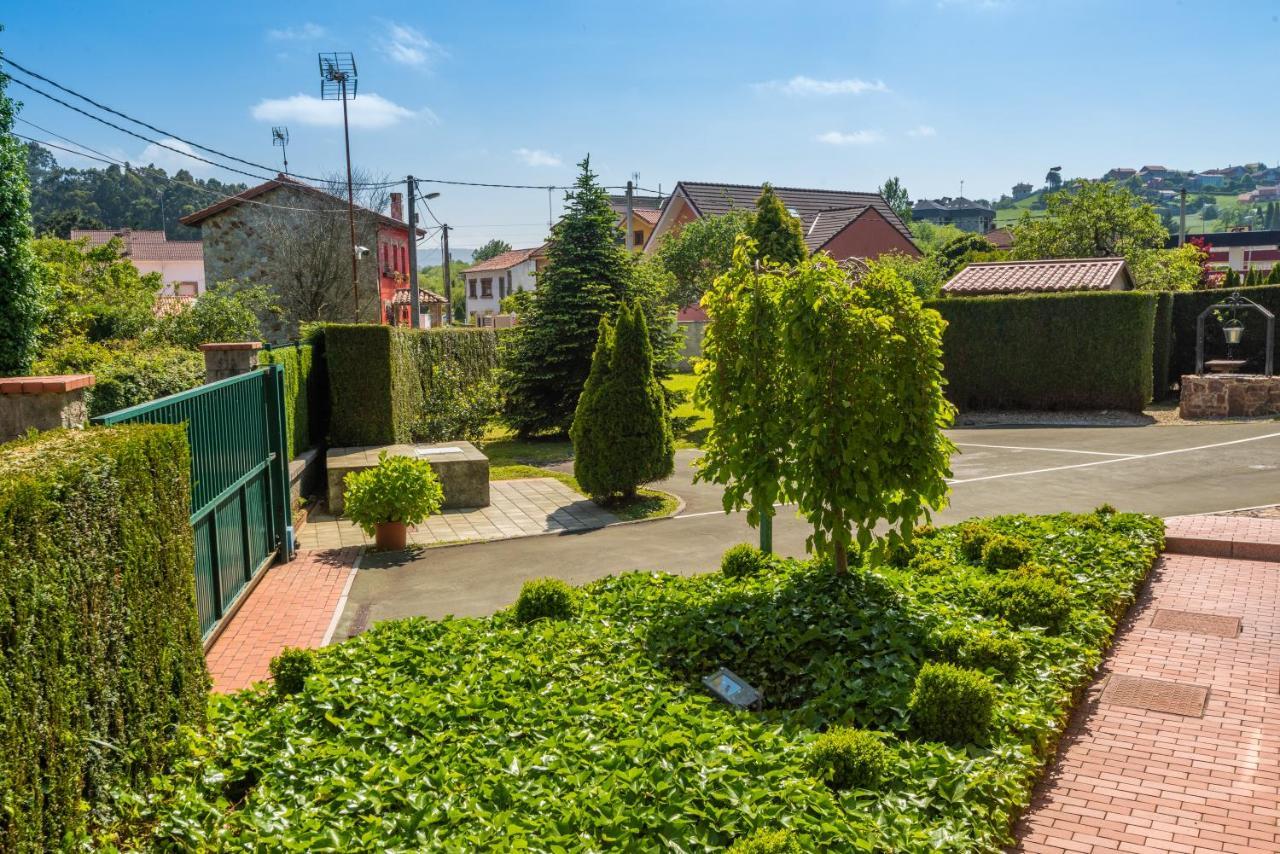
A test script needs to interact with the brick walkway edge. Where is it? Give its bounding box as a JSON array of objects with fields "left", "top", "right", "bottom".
[{"left": 205, "top": 548, "right": 360, "bottom": 693}]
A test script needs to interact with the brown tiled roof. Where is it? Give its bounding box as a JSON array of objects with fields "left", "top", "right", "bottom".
[
  {"left": 801, "top": 207, "right": 869, "bottom": 252},
  {"left": 154, "top": 294, "right": 197, "bottom": 317},
  {"left": 464, "top": 247, "right": 541, "bottom": 273},
  {"left": 983, "top": 228, "right": 1014, "bottom": 250},
  {"left": 631, "top": 207, "right": 662, "bottom": 225},
  {"left": 674, "top": 181, "right": 913, "bottom": 242},
  {"left": 179, "top": 173, "right": 424, "bottom": 235},
  {"left": 390, "top": 288, "right": 448, "bottom": 306},
  {"left": 71, "top": 228, "right": 203, "bottom": 261},
  {"left": 942, "top": 258, "right": 1132, "bottom": 295}
]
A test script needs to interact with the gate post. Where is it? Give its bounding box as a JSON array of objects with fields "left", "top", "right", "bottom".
[
  {"left": 200, "top": 342, "right": 262, "bottom": 383},
  {"left": 263, "top": 363, "right": 294, "bottom": 561}
]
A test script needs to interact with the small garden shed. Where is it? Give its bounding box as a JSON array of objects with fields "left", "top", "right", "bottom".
[{"left": 942, "top": 257, "right": 1134, "bottom": 296}]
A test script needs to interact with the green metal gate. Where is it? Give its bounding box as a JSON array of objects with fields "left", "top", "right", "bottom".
[{"left": 94, "top": 366, "right": 292, "bottom": 636}]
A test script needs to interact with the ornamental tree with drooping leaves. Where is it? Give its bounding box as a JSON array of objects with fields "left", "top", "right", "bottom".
[
  {"left": 696, "top": 238, "right": 792, "bottom": 552},
  {"left": 0, "top": 51, "right": 41, "bottom": 375},
  {"left": 778, "top": 257, "right": 955, "bottom": 573}
]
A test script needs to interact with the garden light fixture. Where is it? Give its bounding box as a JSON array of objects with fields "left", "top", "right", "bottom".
[{"left": 702, "top": 667, "right": 762, "bottom": 710}]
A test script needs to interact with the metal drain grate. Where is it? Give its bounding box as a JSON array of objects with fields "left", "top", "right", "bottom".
[
  {"left": 346, "top": 604, "right": 372, "bottom": 638},
  {"left": 1101, "top": 674, "right": 1208, "bottom": 717},
  {"left": 1150, "top": 609, "right": 1241, "bottom": 638}
]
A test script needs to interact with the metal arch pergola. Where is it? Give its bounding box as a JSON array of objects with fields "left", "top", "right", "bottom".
[{"left": 1195, "top": 290, "right": 1275, "bottom": 376}]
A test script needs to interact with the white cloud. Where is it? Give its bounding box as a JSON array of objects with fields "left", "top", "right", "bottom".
[
  {"left": 514, "top": 148, "right": 562, "bottom": 167},
  {"left": 908, "top": 124, "right": 937, "bottom": 137},
  {"left": 251, "top": 93, "right": 425, "bottom": 129},
  {"left": 381, "top": 22, "right": 445, "bottom": 67},
  {"left": 268, "top": 22, "right": 325, "bottom": 41},
  {"left": 759, "top": 76, "right": 889, "bottom": 96},
  {"left": 816, "top": 130, "right": 883, "bottom": 146},
  {"left": 137, "top": 139, "right": 216, "bottom": 178}
]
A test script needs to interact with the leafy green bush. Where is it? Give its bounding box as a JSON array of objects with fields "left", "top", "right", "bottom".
[
  {"left": 806, "top": 727, "right": 890, "bottom": 790},
  {"left": 907, "top": 553, "right": 951, "bottom": 575},
  {"left": 146, "top": 281, "right": 276, "bottom": 349},
  {"left": 322, "top": 324, "right": 499, "bottom": 446},
  {"left": 957, "top": 521, "right": 992, "bottom": 562},
  {"left": 270, "top": 647, "right": 315, "bottom": 697},
  {"left": 514, "top": 578, "right": 579, "bottom": 624},
  {"left": 721, "top": 543, "right": 767, "bottom": 578},
  {"left": 343, "top": 452, "right": 444, "bottom": 535},
  {"left": 978, "top": 571, "right": 1073, "bottom": 632},
  {"left": 981, "top": 533, "right": 1032, "bottom": 571},
  {"left": 728, "top": 829, "right": 802, "bottom": 854},
  {"left": 36, "top": 338, "right": 204, "bottom": 417},
  {"left": 0, "top": 425, "right": 207, "bottom": 849},
  {"left": 928, "top": 291, "right": 1157, "bottom": 411},
  {"left": 260, "top": 343, "right": 317, "bottom": 458},
  {"left": 931, "top": 626, "right": 1024, "bottom": 678},
  {"left": 908, "top": 662, "right": 997, "bottom": 745}
]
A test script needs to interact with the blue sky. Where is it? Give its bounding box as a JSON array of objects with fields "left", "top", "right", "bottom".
[{"left": 4, "top": 1, "right": 1280, "bottom": 250}]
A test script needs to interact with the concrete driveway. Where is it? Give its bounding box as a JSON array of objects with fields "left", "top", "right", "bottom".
[{"left": 333, "top": 420, "right": 1280, "bottom": 634}]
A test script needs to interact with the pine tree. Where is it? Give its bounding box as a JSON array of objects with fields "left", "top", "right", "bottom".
[
  {"left": 0, "top": 46, "right": 42, "bottom": 376},
  {"left": 499, "top": 157, "right": 636, "bottom": 436},
  {"left": 571, "top": 304, "right": 673, "bottom": 500},
  {"left": 748, "top": 183, "right": 807, "bottom": 265}
]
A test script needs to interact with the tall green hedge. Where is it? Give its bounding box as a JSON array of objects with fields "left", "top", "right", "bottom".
[
  {"left": 928, "top": 291, "right": 1157, "bottom": 412},
  {"left": 260, "top": 342, "right": 322, "bottom": 458},
  {"left": 0, "top": 425, "right": 209, "bottom": 850},
  {"left": 322, "top": 325, "right": 499, "bottom": 446},
  {"left": 1151, "top": 292, "right": 1174, "bottom": 401},
  {"left": 1168, "top": 284, "right": 1280, "bottom": 386}
]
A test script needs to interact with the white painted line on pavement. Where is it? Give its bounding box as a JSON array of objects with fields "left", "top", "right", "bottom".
[
  {"left": 954, "top": 442, "right": 1134, "bottom": 457},
  {"left": 321, "top": 549, "right": 362, "bottom": 647}
]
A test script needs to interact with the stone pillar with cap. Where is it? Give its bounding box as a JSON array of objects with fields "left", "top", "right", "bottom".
[
  {"left": 199, "top": 342, "right": 263, "bottom": 384},
  {"left": 0, "top": 374, "right": 96, "bottom": 440}
]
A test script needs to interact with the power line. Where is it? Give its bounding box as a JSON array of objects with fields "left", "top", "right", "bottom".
[{"left": 12, "top": 132, "right": 117, "bottom": 167}]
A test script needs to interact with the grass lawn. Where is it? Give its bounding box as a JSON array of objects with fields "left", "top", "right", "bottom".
[
  {"left": 129, "top": 510, "right": 1162, "bottom": 852},
  {"left": 666, "top": 371, "right": 712, "bottom": 449}
]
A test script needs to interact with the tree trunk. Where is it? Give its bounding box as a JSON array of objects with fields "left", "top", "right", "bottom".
[
  {"left": 834, "top": 543, "right": 848, "bottom": 574},
  {"left": 758, "top": 507, "right": 773, "bottom": 554}
]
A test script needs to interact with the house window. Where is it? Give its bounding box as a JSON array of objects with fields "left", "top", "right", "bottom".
[
  {"left": 481, "top": 278, "right": 493, "bottom": 298},
  {"left": 498, "top": 276, "right": 506, "bottom": 298},
  {"left": 469, "top": 279, "right": 477, "bottom": 298},
  {"left": 633, "top": 229, "right": 645, "bottom": 247}
]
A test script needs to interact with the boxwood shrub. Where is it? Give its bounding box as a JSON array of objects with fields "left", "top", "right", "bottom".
[
  {"left": 981, "top": 533, "right": 1032, "bottom": 571},
  {"left": 728, "top": 829, "right": 803, "bottom": 853},
  {"left": 931, "top": 626, "right": 1025, "bottom": 679},
  {"left": 270, "top": 647, "right": 316, "bottom": 697},
  {"left": 908, "top": 662, "right": 997, "bottom": 745},
  {"left": 977, "top": 570, "right": 1074, "bottom": 632},
  {"left": 805, "top": 727, "right": 890, "bottom": 790},
  {"left": 721, "top": 543, "right": 767, "bottom": 578},
  {"left": 514, "top": 578, "right": 579, "bottom": 623},
  {"left": 0, "top": 426, "right": 208, "bottom": 850},
  {"left": 928, "top": 290, "right": 1157, "bottom": 411}
]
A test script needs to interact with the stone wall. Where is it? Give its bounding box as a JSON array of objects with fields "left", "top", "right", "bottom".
[
  {"left": 1179, "top": 374, "right": 1280, "bottom": 418},
  {"left": 200, "top": 184, "right": 385, "bottom": 335}
]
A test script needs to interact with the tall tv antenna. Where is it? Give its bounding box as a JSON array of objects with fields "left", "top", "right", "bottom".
[
  {"left": 271, "top": 126, "right": 290, "bottom": 174},
  {"left": 319, "top": 51, "right": 360, "bottom": 320}
]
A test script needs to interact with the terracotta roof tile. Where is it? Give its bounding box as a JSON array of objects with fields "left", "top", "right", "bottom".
[
  {"left": 631, "top": 207, "right": 662, "bottom": 225},
  {"left": 70, "top": 228, "right": 203, "bottom": 261},
  {"left": 464, "top": 247, "right": 541, "bottom": 273},
  {"left": 942, "top": 258, "right": 1131, "bottom": 295}
]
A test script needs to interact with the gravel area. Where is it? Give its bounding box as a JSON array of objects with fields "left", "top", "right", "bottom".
[{"left": 1218, "top": 504, "right": 1280, "bottom": 519}]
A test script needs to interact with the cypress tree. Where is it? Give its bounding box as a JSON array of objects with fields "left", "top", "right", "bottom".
[
  {"left": 572, "top": 304, "right": 673, "bottom": 500},
  {"left": 569, "top": 315, "right": 614, "bottom": 493},
  {"left": 1223, "top": 267, "right": 1240, "bottom": 289},
  {"left": 1268, "top": 264, "right": 1280, "bottom": 285},
  {"left": 0, "top": 47, "right": 41, "bottom": 376},
  {"left": 748, "top": 183, "right": 807, "bottom": 266}
]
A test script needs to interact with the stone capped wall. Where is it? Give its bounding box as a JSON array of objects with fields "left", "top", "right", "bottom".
[{"left": 1179, "top": 373, "right": 1280, "bottom": 418}]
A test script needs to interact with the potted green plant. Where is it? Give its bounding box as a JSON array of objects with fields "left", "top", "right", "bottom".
[{"left": 342, "top": 452, "right": 444, "bottom": 550}]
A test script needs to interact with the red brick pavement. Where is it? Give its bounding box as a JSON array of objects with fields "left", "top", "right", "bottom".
[
  {"left": 205, "top": 547, "right": 360, "bottom": 693},
  {"left": 1017, "top": 551, "right": 1280, "bottom": 854},
  {"left": 1165, "top": 515, "right": 1280, "bottom": 562}
]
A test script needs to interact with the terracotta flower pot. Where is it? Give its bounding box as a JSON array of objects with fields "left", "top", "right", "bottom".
[{"left": 374, "top": 521, "right": 408, "bottom": 551}]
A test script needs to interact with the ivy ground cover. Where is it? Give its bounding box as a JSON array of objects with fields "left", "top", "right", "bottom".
[{"left": 131, "top": 510, "right": 1161, "bottom": 852}]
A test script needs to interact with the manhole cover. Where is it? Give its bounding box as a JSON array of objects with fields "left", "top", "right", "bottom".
[
  {"left": 1150, "top": 609, "right": 1241, "bottom": 638},
  {"left": 1101, "top": 674, "right": 1208, "bottom": 717}
]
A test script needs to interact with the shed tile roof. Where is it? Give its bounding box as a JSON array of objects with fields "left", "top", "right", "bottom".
[
  {"left": 942, "top": 258, "right": 1131, "bottom": 295},
  {"left": 70, "top": 228, "right": 204, "bottom": 261},
  {"left": 631, "top": 207, "right": 662, "bottom": 225},
  {"left": 674, "top": 181, "right": 913, "bottom": 243},
  {"left": 464, "top": 247, "right": 541, "bottom": 273}
]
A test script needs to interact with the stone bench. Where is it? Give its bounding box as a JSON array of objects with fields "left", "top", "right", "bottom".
[{"left": 327, "top": 441, "right": 490, "bottom": 515}]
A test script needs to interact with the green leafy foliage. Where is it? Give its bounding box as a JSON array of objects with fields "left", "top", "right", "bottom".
[
  {"left": 147, "top": 280, "right": 278, "bottom": 349},
  {"left": 747, "top": 184, "right": 807, "bottom": 266},
  {"left": 1011, "top": 181, "right": 1167, "bottom": 274},
  {"left": 727, "top": 829, "right": 802, "bottom": 854},
  {"left": 500, "top": 157, "right": 677, "bottom": 437},
  {"left": 0, "top": 64, "right": 41, "bottom": 375},
  {"left": 958, "top": 521, "right": 992, "bottom": 562},
  {"left": 35, "top": 339, "right": 204, "bottom": 417},
  {"left": 259, "top": 342, "right": 317, "bottom": 458},
  {"left": 931, "top": 626, "right": 1024, "bottom": 679},
  {"left": 571, "top": 304, "right": 674, "bottom": 499},
  {"left": 981, "top": 534, "right": 1032, "bottom": 571},
  {"left": 976, "top": 570, "right": 1073, "bottom": 632},
  {"left": 806, "top": 728, "right": 890, "bottom": 790},
  {"left": 908, "top": 663, "right": 997, "bottom": 746},
  {"left": 929, "top": 291, "right": 1157, "bottom": 411},
  {"left": 270, "top": 647, "right": 316, "bottom": 697},
  {"left": 32, "top": 234, "right": 158, "bottom": 348},
  {"left": 322, "top": 324, "right": 499, "bottom": 446},
  {"left": 0, "top": 425, "right": 207, "bottom": 849},
  {"left": 866, "top": 250, "right": 949, "bottom": 300},
  {"left": 127, "top": 512, "right": 1163, "bottom": 852},
  {"left": 655, "top": 209, "right": 755, "bottom": 307},
  {"left": 342, "top": 452, "right": 444, "bottom": 535},
  {"left": 721, "top": 543, "right": 768, "bottom": 578},
  {"left": 472, "top": 239, "right": 513, "bottom": 264},
  {"left": 514, "top": 578, "right": 579, "bottom": 624}
]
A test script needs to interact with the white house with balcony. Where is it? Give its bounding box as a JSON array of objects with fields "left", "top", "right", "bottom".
[{"left": 463, "top": 246, "right": 543, "bottom": 322}]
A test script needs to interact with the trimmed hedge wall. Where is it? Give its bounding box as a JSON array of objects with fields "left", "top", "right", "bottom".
[
  {"left": 0, "top": 425, "right": 208, "bottom": 850},
  {"left": 323, "top": 325, "right": 499, "bottom": 446},
  {"left": 929, "top": 291, "right": 1157, "bottom": 412},
  {"left": 260, "top": 342, "right": 322, "bottom": 459},
  {"left": 1168, "top": 284, "right": 1280, "bottom": 388}
]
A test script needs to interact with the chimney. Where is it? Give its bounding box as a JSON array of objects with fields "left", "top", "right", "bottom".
[{"left": 390, "top": 192, "right": 404, "bottom": 222}]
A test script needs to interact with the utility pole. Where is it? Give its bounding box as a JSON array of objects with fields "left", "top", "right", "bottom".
[
  {"left": 1179, "top": 186, "right": 1187, "bottom": 246},
  {"left": 624, "top": 179, "right": 635, "bottom": 251},
  {"left": 319, "top": 53, "right": 360, "bottom": 321},
  {"left": 407, "top": 175, "right": 421, "bottom": 328},
  {"left": 441, "top": 224, "right": 452, "bottom": 325}
]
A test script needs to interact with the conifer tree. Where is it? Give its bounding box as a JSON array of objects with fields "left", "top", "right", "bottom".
[
  {"left": 748, "top": 183, "right": 807, "bottom": 265},
  {"left": 0, "top": 48, "right": 41, "bottom": 375},
  {"left": 569, "top": 315, "right": 614, "bottom": 492},
  {"left": 1268, "top": 264, "right": 1280, "bottom": 285},
  {"left": 571, "top": 304, "right": 673, "bottom": 500},
  {"left": 1223, "top": 267, "right": 1241, "bottom": 289}
]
